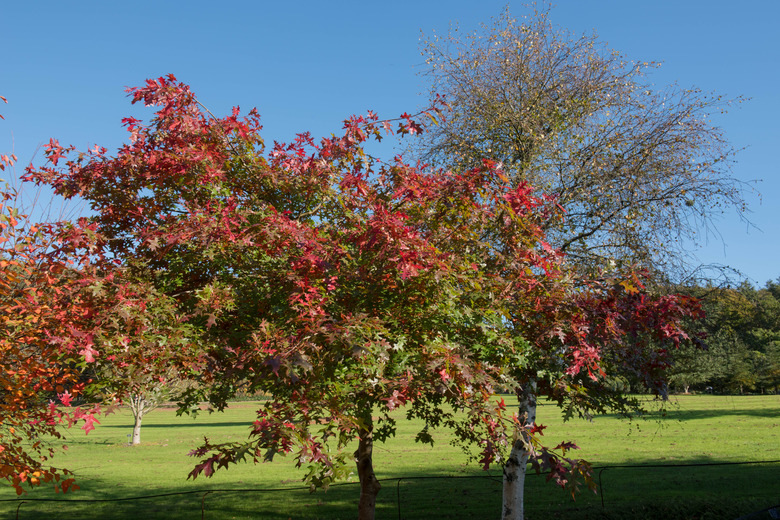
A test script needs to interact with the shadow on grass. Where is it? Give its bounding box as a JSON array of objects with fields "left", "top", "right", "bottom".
[
  {"left": 100, "top": 422, "right": 253, "bottom": 430},
  {"left": 532, "top": 394, "right": 780, "bottom": 422},
  {"left": 1, "top": 481, "right": 363, "bottom": 520},
  {"left": 3, "top": 460, "right": 778, "bottom": 520},
  {"left": 661, "top": 407, "right": 780, "bottom": 420},
  {"left": 566, "top": 406, "right": 780, "bottom": 422}
]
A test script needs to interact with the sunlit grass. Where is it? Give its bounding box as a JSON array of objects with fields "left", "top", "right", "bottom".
[{"left": 1, "top": 394, "right": 778, "bottom": 519}]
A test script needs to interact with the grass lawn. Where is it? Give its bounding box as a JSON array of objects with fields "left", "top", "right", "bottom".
[{"left": 1, "top": 394, "right": 778, "bottom": 519}]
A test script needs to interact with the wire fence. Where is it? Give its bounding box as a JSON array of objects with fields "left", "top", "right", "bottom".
[{"left": 2, "top": 460, "right": 778, "bottom": 519}]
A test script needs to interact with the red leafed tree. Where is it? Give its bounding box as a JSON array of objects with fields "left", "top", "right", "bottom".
[
  {"left": 0, "top": 199, "right": 201, "bottom": 493},
  {"left": 1, "top": 96, "right": 203, "bottom": 495},
  {"left": 26, "top": 77, "right": 704, "bottom": 520},
  {"left": 1, "top": 95, "right": 115, "bottom": 494},
  {"left": 0, "top": 183, "right": 108, "bottom": 493}
]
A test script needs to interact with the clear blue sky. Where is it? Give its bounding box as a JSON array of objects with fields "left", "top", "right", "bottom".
[{"left": 3, "top": 1, "right": 778, "bottom": 285}]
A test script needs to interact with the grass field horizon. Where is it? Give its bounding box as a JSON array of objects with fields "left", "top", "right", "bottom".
[{"left": 2, "top": 394, "right": 778, "bottom": 519}]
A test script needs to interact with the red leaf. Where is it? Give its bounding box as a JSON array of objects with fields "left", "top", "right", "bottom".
[{"left": 81, "top": 414, "right": 100, "bottom": 435}]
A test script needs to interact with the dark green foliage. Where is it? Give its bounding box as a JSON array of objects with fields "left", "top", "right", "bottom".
[{"left": 671, "top": 279, "right": 780, "bottom": 394}]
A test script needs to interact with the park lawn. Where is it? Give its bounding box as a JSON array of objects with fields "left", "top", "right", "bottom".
[{"left": 1, "top": 394, "right": 778, "bottom": 519}]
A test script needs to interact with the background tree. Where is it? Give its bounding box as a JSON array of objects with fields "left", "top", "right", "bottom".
[
  {"left": 124, "top": 374, "right": 194, "bottom": 446},
  {"left": 415, "top": 7, "right": 737, "bottom": 517},
  {"left": 416, "top": 5, "right": 749, "bottom": 281},
  {"left": 90, "top": 280, "right": 204, "bottom": 446},
  {"left": 668, "top": 341, "right": 725, "bottom": 394},
  {"left": 687, "top": 280, "right": 780, "bottom": 394}
]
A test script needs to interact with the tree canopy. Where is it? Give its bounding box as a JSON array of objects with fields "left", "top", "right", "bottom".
[
  {"left": 0, "top": 179, "right": 107, "bottom": 494},
  {"left": 416, "top": 5, "right": 749, "bottom": 281},
  {"left": 20, "top": 76, "right": 705, "bottom": 520}
]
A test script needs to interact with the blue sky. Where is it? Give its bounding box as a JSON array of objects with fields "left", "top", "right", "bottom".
[{"left": 3, "top": 1, "right": 778, "bottom": 285}]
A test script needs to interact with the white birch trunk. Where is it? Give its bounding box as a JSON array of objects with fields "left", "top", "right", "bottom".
[
  {"left": 129, "top": 393, "right": 152, "bottom": 446},
  {"left": 502, "top": 379, "right": 537, "bottom": 520},
  {"left": 132, "top": 410, "right": 143, "bottom": 445}
]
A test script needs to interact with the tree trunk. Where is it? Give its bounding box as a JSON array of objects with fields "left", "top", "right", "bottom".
[
  {"left": 355, "top": 415, "right": 381, "bottom": 520},
  {"left": 129, "top": 394, "right": 150, "bottom": 446},
  {"left": 132, "top": 410, "right": 143, "bottom": 445},
  {"left": 502, "top": 379, "right": 537, "bottom": 520}
]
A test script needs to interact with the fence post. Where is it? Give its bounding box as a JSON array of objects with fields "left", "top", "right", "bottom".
[
  {"left": 15, "top": 500, "right": 26, "bottom": 520},
  {"left": 396, "top": 478, "right": 405, "bottom": 520},
  {"left": 598, "top": 468, "right": 608, "bottom": 508},
  {"left": 200, "top": 491, "right": 212, "bottom": 520}
]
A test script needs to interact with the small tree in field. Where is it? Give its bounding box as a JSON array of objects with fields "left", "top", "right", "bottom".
[
  {"left": 27, "top": 77, "right": 703, "bottom": 520},
  {"left": 109, "top": 322, "right": 199, "bottom": 447},
  {"left": 125, "top": 376, "right": 191, "bottom": 446},
  {"left": 86, "top": 275, "right": 207, "bottom": 446},
  {"left": 111, "top": 338, "right": 198, "bottom": 446}
]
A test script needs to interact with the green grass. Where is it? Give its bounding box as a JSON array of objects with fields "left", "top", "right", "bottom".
[{"left": 1, "top": 395, "right": 778, "bottom": 519}]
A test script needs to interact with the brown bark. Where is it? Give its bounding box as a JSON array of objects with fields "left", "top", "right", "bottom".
[{"left": 355, "top": 417, "right": 381, "bottom": 520}]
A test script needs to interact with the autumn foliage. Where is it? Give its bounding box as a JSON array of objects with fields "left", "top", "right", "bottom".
[
  {"left": 16, "top": 77, "right": 704, "bottom": 519},
  {"left": 0, "top": 182, "right": 104, "bottom": 493},
  {"left": 1, "top": 96, "right": 201, "bottom": 495}
]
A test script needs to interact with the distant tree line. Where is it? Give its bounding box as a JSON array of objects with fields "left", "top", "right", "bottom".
[{"left": 668, "top": 280, "right": 780, "bottom": 395}]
